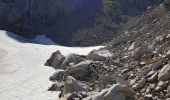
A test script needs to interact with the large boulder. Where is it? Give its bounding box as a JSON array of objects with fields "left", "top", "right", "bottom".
[
  {"left": 61, "top": 76, "right": 87, "bottom": 96},
  {"left": 87, "top": 84, "right": 135, "bottom": 100},
  {"left": 45, "top": 51, "right": 65, "bottom": 69},
  {"left": 60, "top": 54, "right": 86, "bottom": 68},
  {"left": 87, "top": 50, "right": 113, "bottom": 61},
  {"left": 158, "top": 64, "right": 170, "bottom": 81},
  {"left": 67, "top": 60, "right": 93, "bottom": 77}
]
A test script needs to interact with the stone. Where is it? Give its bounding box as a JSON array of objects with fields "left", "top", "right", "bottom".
[
  {"left": 148, "top": 72, "right": 158, "bottom": 82},
  {"left": 87, "top": 50, "right": 113, "bottom": 61},
  {"left": 168, "top": 85, "right": 170, "bottom": 97},
  {"left": 152, "top": 58, "right": 169, "bottom": 71},
  {"left": 165, "top": 50, "right": 170, "bottom": 59},
  {"left": 49, "top": 69, "right": 67, "bottom": 82},
  {"left": 128, "top": 42, "right": 136, "bottom": 50},
  {"left": 87, "top": 84, "right": 135, "bottom": 100},
  {"left": 60, "top": 54, "right": 85, "bottom": 68},
  {"left": 144, "top": 94, "right": 153, "bottom": 100},
  {"left": 132, "top": 47, "right": 150, "bottom": 61},
  {"left": 157, "top": 81, "right": 166, "bottom": 90},
  {"left": 67, "top": 60, "right": 92, "bottom": 77},
  {"left": 62, "top": 76, "right": 86, "bottom": 96},
  {"left": 48, "top": 82, "right": 64, "bottom": 91},
  {"left": 158, "top": 64, "right": 170, "bottom": 81},
  {"left": 132, "top": 77, "right": 147, "bottom": 90},
  {"left": 100, "top": 75, "right": 116, "bottom": 88},
  {"left": 45, "top": 51, "right": 65, "bottom": 69},
  {"left": 147, "top": 71, "right": 156, "bottom": 77}
]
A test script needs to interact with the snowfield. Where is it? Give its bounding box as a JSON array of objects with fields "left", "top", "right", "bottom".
[{"left": 0, "top": 30, "right": 103, "bottom": 100}]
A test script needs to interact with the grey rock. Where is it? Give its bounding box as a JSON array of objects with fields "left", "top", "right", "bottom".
[
  {"left": 62, "top": 76, "right": 86, "bottom": 96},
  {"left": 49, "top": 69, "right": 67, "bottom": 82},
  {"left": 158, "top": 64, "right": 170, "bottom": 81},
  {"left": 128, "top": 42, "right": 136, "bottom": 50},
  {"left": 48, "top": 82, "right": 64, "bottom": 91},
  {"left": 148, "top": 72, "right": 158, "bottom": 82},
  {"left": 60, "top": 54, "right": 85, "bottom": 68},
  {"left": 132, "top": 77, "right": 147, "bottom": 90},
  {"left": 87, "top": 50, "right": 113, "bottom": 61},
  {"left": 168, "top": 85, "right": 170, "bottom": 97},
  {"left": 67, "top": 60, "right": 92, "bottom": 77},
  {"left": 45, "top": 51, "right": 65, "bottom": 69},
  {"left": 87, "top": 84, "right": 135, "bottom": 100},
  {"left": 144, "top": 94, "right": 153, "bottom": 100}
]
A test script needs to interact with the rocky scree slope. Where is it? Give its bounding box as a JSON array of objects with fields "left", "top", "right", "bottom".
[
  {"left": 45, "top": 1, "right": 170, "bottom": 100},
  {"left": 0, "top": 0, "right": 163, "bottom": 46}
]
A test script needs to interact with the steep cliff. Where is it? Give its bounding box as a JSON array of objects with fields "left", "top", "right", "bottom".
[{"left": 0, "top": 0, "right": 163, "bottom": 46}]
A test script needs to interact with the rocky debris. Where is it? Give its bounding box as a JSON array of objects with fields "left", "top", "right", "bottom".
[
  {"left": 158, "top": 64, "right": 170, "bottom": 81},
  {"left": 45, "top": 3, "right": 170, "bottom": 99},
  {"left": 87, "top": 50, "right": 113, "bottom": 61},
  {"left": 45, "top": 51, "right": 65, "bottom": 69}
]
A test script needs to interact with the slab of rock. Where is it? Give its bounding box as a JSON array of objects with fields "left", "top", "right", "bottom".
[
  {"left": 67, "top": 60, "right": 92, "bottom": 77},
  {"left": 49, "top": 69, "right": 67, "bottom": 82},
  {"left": 61, "top": 54, "right": 85, "bottom": 68},
  {"left": 158, "top": 64, "right": 170, "bottom": 81},
  {"left": 45, "top": 51, "right": 65, "bottom": 69},
  {"left": 87, "top": 50, "right": 113, "bottom": 61},
  {"left": 48, "top": 82, "right": 64, "bottom": 91},
  {"left": 86, "top": 84, "right": 135, "bottom": 100},
  {"left": 62, "top": 76, "right": 86, "bottom": 96}
]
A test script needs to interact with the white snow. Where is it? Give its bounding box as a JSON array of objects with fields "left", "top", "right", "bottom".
[{"left": 0, "top": 30, "right": 103, "bottom": 100}]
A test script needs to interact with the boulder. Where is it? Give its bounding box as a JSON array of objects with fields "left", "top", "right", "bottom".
[
  {"left": 62, "top": 76, "right": 86, "bottom": 96},
  {"left": 45, "top": 51, "right": 65, "bottom": 69},
  {"left": 158, "top": 64, "right": 170, "bottom": 81},
  {"left": 67, "top": 60, "right": 92, "bottom": 77},
  {"left": 48, "top": 82, "right": 64, "bottom": 91},
  {"left": 87, "top": 84, "right": 135, "bottom": 100},
  {"left": 87, "top": 50, "right": 113, "bottom": 61},
  {"left": 49, "top": 69, "right": 67, "bottom": 82},
  {"left": 60, "top": 54, "right": 85, "bottom": 68}
]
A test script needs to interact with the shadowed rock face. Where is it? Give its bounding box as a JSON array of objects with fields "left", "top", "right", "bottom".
[{"left": 0, "top": 0, "right": 163, "bottom": 46}]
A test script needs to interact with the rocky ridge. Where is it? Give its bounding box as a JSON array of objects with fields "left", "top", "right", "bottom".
[
  {"left": 45, "top": 1, "right": 170, "bottom": 100},
  {"left": 0, "top": 0, "right": 164, "bottom": 46}
]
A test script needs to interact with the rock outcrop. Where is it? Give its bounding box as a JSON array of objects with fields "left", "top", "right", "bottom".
[{"left": 0, "top": 0, "right": 163, "bottom": 46}]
